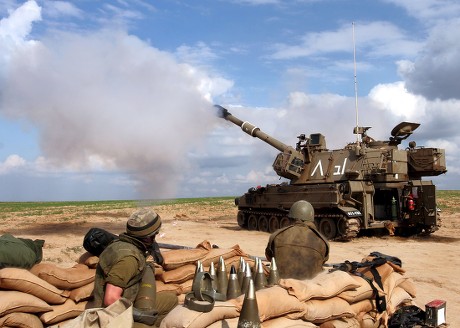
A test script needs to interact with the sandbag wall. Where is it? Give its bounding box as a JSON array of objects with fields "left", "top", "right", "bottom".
[
  {"left": 155, "top": 240, "right": 261, "bottom": 300},
  {"left": 0, "top": 263, "right": 95, "bottom": 328},
  {"left": 159, "top": 251, "right": 419, "bottom": 328},
  {"left": 0, "top": 240, "right": 418, "bottom": 328},
  {"left": 0, "top": 240, "right": 257, "bottom": 327}
]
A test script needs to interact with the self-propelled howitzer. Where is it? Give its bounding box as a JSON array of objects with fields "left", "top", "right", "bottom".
[{"left": 217, "top": 105, "right": 447, "bottom": 240}]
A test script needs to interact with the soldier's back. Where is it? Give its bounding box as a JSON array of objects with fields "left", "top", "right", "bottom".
[{"left": 268, "top": 223, "right": 328, "bottom": 279}]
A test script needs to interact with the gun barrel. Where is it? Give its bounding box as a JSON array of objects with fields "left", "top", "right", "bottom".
[{"left": 216, "top": 105, "right": 290, "bottom": 152}]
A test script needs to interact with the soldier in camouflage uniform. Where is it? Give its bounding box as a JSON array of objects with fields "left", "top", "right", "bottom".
[
  {"left": 265, "top": 200, "right": 330, "bottom": 280},
  {"left": 93, "top": 208, "right": 177, "bottom": 327}
]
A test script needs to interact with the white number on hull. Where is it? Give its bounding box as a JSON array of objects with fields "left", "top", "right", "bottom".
[{"left": 311, "top": 158, "right": 348, "bottom": 177}]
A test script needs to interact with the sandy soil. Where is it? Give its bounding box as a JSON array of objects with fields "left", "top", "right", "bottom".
[{"left": 2, "top": 199, "right": 458, "bottom": 326}]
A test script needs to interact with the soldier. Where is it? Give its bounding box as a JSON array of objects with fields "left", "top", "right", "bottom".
[
  {"left": 265, "top": 200, "right": 329, "bottom": 279},
  {"left": 92, "top": 208, "right": 177, "bottom": 327}
]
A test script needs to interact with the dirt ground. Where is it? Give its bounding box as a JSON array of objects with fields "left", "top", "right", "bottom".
[{"left": 2, "top": 200, "right": 458, "bottom": 327}]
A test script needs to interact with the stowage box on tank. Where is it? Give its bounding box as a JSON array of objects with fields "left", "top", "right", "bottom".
[{"left": 216, "top": 105, "right": 447, "bottom": 240}]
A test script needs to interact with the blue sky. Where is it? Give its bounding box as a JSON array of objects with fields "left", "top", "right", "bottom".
[{"left": 0, "top": 0, "right": 458, "bottom": 201}]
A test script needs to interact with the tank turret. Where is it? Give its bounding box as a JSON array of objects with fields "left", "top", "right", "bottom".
[{"left": 217, "top": 105, "right": 447, "bottom": 240}]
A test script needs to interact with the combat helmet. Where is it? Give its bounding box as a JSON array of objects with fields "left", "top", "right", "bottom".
[
  {"left": 288, "top": 200, "right": 314, "bottom": 222},
  {"left": 126, "top": 208, "right": 162, "bottom": 238}
]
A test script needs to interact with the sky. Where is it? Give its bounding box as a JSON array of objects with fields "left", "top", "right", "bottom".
[{"left": 0, "top": 0, "right": 458, "bottom": 202}]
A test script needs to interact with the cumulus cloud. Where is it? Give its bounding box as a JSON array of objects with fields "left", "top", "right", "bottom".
[
  {"left": 368, "top": 81, "right": 427, "bottom": 120},
  {"left": 0, "top": 0, "right": 40, "bottom": 45},
  {"left": 398, "top": 19, "right": 460, "bottom": 100},
  {"left": 270, "top": 21, "right": 422, "bottom": 60},
  {"left": 0, "top": 154, "right": 26, "bottom": 174},
  {"left": 282, "top": 91, "right": 393, "bottom": 147}
]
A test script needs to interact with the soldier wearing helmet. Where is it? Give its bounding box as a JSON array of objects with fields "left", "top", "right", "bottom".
[
  {"left": 265, "top": 200, "right": 329, "bottom": 279},
  {"left": 92, "top": 208, "right": 177, "bottom": 326}
]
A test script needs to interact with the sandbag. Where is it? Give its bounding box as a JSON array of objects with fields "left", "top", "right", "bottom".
[
  {"left": 0, "top": 312, "right": 44, "bottom": 328},
  {"left": 160, "top": 264, "right": 196, "bottom": 284},
  {"left": 30, "top": 263, "right": 96, "bottom": 289},
  {"left": 337, "top": 275, "right": 373, "bottom": 304},
  {"left": 383, "top": 272, "right": 409, "bottom": 299},
  {"left": 279, "top": 270, "right": 360, "bottom": 302},
  {"left": 162, "top": 248, "right": 209, "bottom": 271},
  {"left": 0, "top": 290, "right": 52, "bottom": 317},
  {"left": 156, "top": 280, "right": 181, "bottom": 295},
  {"left": 69, "top": 282, "right": 95, "bottom": 303},
  {"left": 206, "top": 317, "right": 319, "bottom": 328},
  {"left": 195, "top": 240, "right": 213, "bottom": 250},
  {"left": 349, "top": 299, "right": 374, "bottom": 315},
  {"left": 359, "top": 313, "right": 380, "bottom": 328},
  {"left": 0, "top": 234, "right": 44, "bottom": 269},
  {"left": 200, "top": 245, "right": 245, "bottom": 267},
  {"left": 261, "top": 317, "right": 319, "bottom": 327},
  {"left": 0, "top": 267, "right": 68, "bottom": 304},
  {"left": 319, "top": 317, "right": 360, "bottom": 328},
  {"left": 39, "top": 299, "right": 87, "bottom": 325},
  {"left": 153, "top": 263, "right": 164, "bottom": 277},
  {"left": 397, "top": 278, "right": 416, "bottom": 298},
  {"left": 356, "top": 253, "right": 405, "bottom": 286},
  {"left": 77, "top": 252, "right": 99, "bottom": 269},
  {"left": 179, "top": 279, "right": 193, "bottom": 295},
  {"left": 205, "top": 317, "right": 239, "bottom": 328},
  {"left": 160, "top": 301, "right": 239, "bottom": 328},
  {"left": 387, "top": 287, "right": 414, "bottom": 314},
  {"left": 295, "top": 297, "right": 355, "bottom": 324},
  {"left": 232, "top": 285, "right": 305, "bottom": 322}
]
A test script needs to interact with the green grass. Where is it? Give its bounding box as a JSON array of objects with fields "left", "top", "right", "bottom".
[
  {"left": 0, "top": 197, "right": 236, "bottom": 215},
  {"left": 0, "top": 200, "right": 136, "bottom": 212},
  {"left": 0, "top": 192, "right": 457, "bottom": 216},
  {"left": 436, "top": 190, "right": 460, "bottom": 213}
]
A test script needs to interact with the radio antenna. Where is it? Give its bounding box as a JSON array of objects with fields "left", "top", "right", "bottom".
[{"left": 352, "top": 22, "right": 360, "bottom": 143}]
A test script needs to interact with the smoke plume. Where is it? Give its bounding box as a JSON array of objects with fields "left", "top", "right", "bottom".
[{"left": 0, "top": 4, "right": 225, "bottom": 199}]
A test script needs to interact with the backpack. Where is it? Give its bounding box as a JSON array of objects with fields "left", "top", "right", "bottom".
[{"left": 0, "top": 234, "right": 45, "bottom": 269}]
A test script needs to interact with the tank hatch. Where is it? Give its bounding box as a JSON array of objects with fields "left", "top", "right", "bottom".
[{"left": 389, "top": 122, "right": 420, "bottom": 145}]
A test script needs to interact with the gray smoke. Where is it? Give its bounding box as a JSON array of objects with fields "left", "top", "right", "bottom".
[{"left": 0, "top": 27, "right": 221, "bottom": 199}]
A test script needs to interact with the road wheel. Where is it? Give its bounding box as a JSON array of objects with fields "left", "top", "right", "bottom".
[
  {"left": 237, "top": 211, "right": 247, "bottom": 228},
  {"left": 269, "top": 216, "right": 280, "bottom": 233},
  {"left": 248, "top": 215, "right": 258, "bottom": 231},
  {"left": 319, "top": 218, "right": 337, "bottom": 240},
  {"left": 258, "top": 216, "right": 269, "bottom": 232},
  {"left": 279, "top": 216, "right": 291, "bottom": 229}
]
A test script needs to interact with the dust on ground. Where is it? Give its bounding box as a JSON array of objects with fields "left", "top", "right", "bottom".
[{"left": 2, "top": 200, "right": 458, "bottom": 326}]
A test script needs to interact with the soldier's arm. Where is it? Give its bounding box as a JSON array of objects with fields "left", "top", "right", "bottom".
[
  {"left": 103, "top": 256, "right": 139, "bottom": 306},
  {"left": 104, "top": 283, "right": 123, "bottom": 306}
]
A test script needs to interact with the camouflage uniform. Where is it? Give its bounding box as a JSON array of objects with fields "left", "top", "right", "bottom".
[
  {"left": 265, "top": 221, "right": 329, "bottom": 280},
  {"left": 92, "top": 209, "right": 177, "bottom": 327}
]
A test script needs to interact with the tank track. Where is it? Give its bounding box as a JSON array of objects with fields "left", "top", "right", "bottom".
[
  {"left": 315, "top": 213, "right": 360, "bottom": 241},
  {"left": 238, "top": 210, "right": 361, "bottom": 241},
  {"left": 337, "top": 217, "right": 360, "bottom": 241}
]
